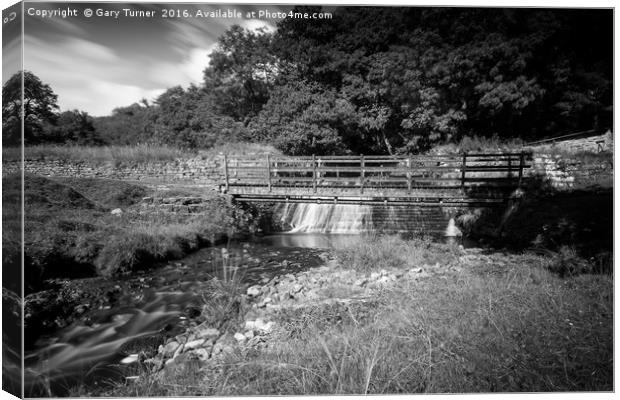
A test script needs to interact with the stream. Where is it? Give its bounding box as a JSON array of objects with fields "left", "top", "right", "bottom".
[{"left": 22, "top": 233, "right": 356, "bottom": 396}]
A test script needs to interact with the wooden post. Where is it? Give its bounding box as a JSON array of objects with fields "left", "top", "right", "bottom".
[
  {"left": 312, "top": 154, "right": 317, "bottom": 194},
  {"left": 461, "top": 152, "right": 467, "bottom": 191},
  {"left": 407, "top": 154, "right": 412, "bottom": 194},
  {"left": 360, "top": 154, "right": 365, "bottom": 195},
  {"left": 518, "top": 151, "right": 524, "bottom": 188},
  {"left": 267, "top": 154, "right": 272, "bottom": 192},
  {"left": 223, "top": 154, "right": 229, "bottom": 192}
]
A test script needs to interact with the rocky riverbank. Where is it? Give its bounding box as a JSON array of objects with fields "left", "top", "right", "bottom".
[{"left": 142, "top": 250, "right": 455, "bottom": 377}]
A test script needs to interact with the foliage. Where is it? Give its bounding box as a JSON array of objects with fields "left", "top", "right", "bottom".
[
  {"left": 44, "top": 110, "right": 103, "bottom": 145},
  {"left": 2, "top": 70, "right": 59, "bottom": 145},
  {"left": 8, "top": 9, "right": 612, "bottom": 155}
]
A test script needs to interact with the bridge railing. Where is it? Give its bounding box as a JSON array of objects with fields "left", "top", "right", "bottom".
[{"left": 222, "top": 152, "right": 529, "bottom": 195}]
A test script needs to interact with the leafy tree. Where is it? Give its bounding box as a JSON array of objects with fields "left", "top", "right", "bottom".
[
  {"left": 204, "top": 25, "right": 278, "bottom": 122},
  {"left": 2, "top": 71, "right": 59, "bottom": 145},
  {"left": 48, "top": 110, "right": 102, "bottom": 145},
  {"left": 250, "top": 81, "right": 356, "bottom": 155},
  {"left": 93, "top": 101, "right": 153, "bottom": 145}
]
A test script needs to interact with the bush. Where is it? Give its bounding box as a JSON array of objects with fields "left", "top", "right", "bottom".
[{"left": 543, "top": 246, "right": 592, "bottom": 278}]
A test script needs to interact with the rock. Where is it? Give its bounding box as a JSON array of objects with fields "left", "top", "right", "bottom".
[
  {"left": 254, "top": 319, "right": 274, "bottom": 333},
  {"left": 188, "top": 348, "right": 210, "bottom": 361},
  {"left": 111, "top": 208, "right": 123, "bottom": 215},
  {"left": 244, "top": 330, "right": 254, "bottom": 340},
  {"left": 162, "top": 341, "right": 180, "bottom": 357},
  {"left": 409, "top": 267, "right": 424, "bottom": 274},
  {"left": 354, "top": 278, "right": 368, "bottom": 287},
  {"left": 234, "top": 332, "right": 246, "bottom": 343},
  {"left": 120, "top": 354, "right": 139, "bottom": 364},
  {"left": 184, "top": 339, "right": 205, "bottom": 351},
  {"left": 292, "top": 284, "right": 303, "bottom": 293},
  {"left": 370, "top": 272, "right": 380, "bottom": 280},
  {"left": 196, "top": 326, "right": 220, "bottom": 340},
  {"left": 247, "top": 285, "right": 262, "bottom": 297}
]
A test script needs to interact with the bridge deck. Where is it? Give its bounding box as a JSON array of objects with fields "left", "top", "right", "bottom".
[{"left": 221, "top": 152, "right": 529, "bottom": 205}]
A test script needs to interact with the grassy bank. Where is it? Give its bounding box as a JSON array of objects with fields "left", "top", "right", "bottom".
[
  {"left": 2, "top": 142, "right": 279, "bottom": 165},
  {"left": 94, "top": 236, "right": 612, "bottom": 395},
  {"left": 3, "top": 173, "right": 251, "bottom": 293}
]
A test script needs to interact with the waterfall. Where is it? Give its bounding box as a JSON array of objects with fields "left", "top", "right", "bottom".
[
  {"left": 445, "top": 218, "right": 463, "bottom": 237},
  {"left": 278, "top": 203, "right": 373, "bottom": 233}
]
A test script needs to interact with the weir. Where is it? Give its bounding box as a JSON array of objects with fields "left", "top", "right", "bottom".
[{"left": 276, "top": 203, "right": 458, "bottom": 236}]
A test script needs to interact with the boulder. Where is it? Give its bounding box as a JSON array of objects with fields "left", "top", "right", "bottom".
[
  {"left": 161, "top": 341, "right": 180, "bottom": 357},
  {"left": 233, "top": 332, "right": 247, "bottom": 343},
  {"left": 111, "top": 208, "right": 123, "bottom": 216},
  {"left": 196, "top": 326, "right": 220, "bottom": 340},
  {"left": 247, "top": 286, "right": 262, "bottom": 297},
  {"left": 184, "top": 339, "right": 205, "bottom": 351}
]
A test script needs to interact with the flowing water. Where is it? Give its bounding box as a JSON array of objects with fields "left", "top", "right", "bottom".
[{"left": 22, "top": 203, "right": 462, "bottom": 396}]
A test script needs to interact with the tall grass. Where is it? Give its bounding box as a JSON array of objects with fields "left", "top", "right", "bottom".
[
  {"left": 99, "top": 237, "right": 612, "bottom": 395},
  {"left": 428, "top": 135, "right": 524, "bottom": 155},
  {"left": 335, "top": 235, "right": 460, "bottom": 274},
  {"left": 4, "top": 144, "right": 193, "bottom": 165}
]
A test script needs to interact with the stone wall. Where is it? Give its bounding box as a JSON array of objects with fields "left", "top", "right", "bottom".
[
  {"left": 526, "top": 131, "right": 613, "bottom": 154},
  {"left": 3, "top": 149, "right": 612, "bottom": 193},
  {"left": 3, "top": 157, "right": 226, "bottom": 188},
  {"left": 527, "top": 153, "right": 613, "bottom": 190}
]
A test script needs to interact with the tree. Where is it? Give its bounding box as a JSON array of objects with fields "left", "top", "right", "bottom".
[
  {"left": 204, "top": 25, "right": 278, "bottom": 122},
  {"left": 2, "top": 71, "right": 59, "bottom": 145},
  {"left": 250, "top": 81, "right": 356, "bottom": 155},
  {"left": 49, "top": 110, "right": 102, "bottom": 145}
]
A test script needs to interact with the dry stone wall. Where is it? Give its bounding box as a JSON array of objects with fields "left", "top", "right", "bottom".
[
  {"left": 527, "top": 153, "right": 613, "bottom": 190},
  {"left": 3, "top": 157, "right": 226, "bottom": 188}
]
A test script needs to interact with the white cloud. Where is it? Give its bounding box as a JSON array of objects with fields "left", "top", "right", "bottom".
[
  {"left": 148, "top": 45, "right": 216, "bottom": 88},
  {"left": 24, "top": 36, "right": 182, "bottom": 116},
  {"left": 241, "top": 19, "right": 277, "bottom": 33}
]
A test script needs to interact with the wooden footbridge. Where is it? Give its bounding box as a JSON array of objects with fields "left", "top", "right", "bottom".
[{"left": 221, "top": 152, "right": 530, "bottom": 207}]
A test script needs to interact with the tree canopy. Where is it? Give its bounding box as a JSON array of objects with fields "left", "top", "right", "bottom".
[{"left": 7, "top": 8, "right": 612, "bottom": 155}]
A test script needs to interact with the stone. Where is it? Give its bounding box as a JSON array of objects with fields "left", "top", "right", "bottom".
[
  {"left": 253, "top": 319, "right": 274, "bottom": 333},
  {"left": 244, "top": 330, "right": 254, "bottom": 340},
  {"left": 184, "top": 339, "right": 205, "bottom": 351},
  {"left": 234, "top": 332, "right": 247, "bottom": 343},
  {"left": 188, "top": 348, "right": 210, "bottom": 361},
  {"left": 370, "top": 272, "right": 380, "bottom": 280},
  {"left": 354, "top": 278, "right": 368, "bottom": 287},
  {"left": 111, "top": 208, "right": 123, "bottom": 216},
  {"left": 247, "top": 286, "right": 262, "bottom": 297},
  {"left": 292, "top": 284, "right": 303, "bottom": 293},
  {"left": 196, "top": 326, "right": 220, "bottom": 340},
  {"left": 162, "top": 341, "right": 180, "bottom": 357}
]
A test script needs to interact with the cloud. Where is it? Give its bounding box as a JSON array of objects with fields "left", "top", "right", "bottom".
[
  {"left": 23, "top": 36, "right": 181, "bottom": 116},
  {"left": 147, "top": 45, "right": 216, "bottom": 88},
  {"left": 241, "top": 19, "right": 277, "bottom": 33}
]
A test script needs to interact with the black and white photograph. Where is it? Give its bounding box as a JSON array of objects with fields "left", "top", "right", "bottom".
[{"left": 1, "top": 0, "right": 615, "bottom": 397}]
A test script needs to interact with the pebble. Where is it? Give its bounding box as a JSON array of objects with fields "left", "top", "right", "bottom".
[
  {"left": 184, "top": 339, "right": 205, "bottom": 350},
  {"left": 247, "top": 286, "right": 262, "bottom": 297},
  {"left": 196, "top": 327, "right": 220, "bottom": 340},
  {"left": 234, "top": 332, "right": 246, "bottom": 343},
  {"left": 161, "top": 341, "right": 180, "bottom": 357}
]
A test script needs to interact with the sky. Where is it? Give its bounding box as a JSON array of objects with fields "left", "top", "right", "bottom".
[{"left": 4, "top": 2, "right": 297, "bottom": 116}]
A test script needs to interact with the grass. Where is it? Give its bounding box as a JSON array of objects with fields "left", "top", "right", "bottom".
[
  {"left": 98, "top": 236, "right": 613, "bottom": 395},
  {"left": 3, "top": 142, "right": 280, "bottom": 165},
  {"left": 335, "top": 234, "right": 461, "bottom": 274},
  {"left": 3, "top": 143, "right": 193, "bottom": 165},
  {"left": 428, "top": 135, "right": 525, "bottom": 155},
  {"left": 7, "top": 173, "right": 249, "bottom": 292}
]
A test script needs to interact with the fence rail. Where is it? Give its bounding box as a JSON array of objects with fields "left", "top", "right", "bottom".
[{"left": 222, "top": 152, "right": 530, "bottom": 199}]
